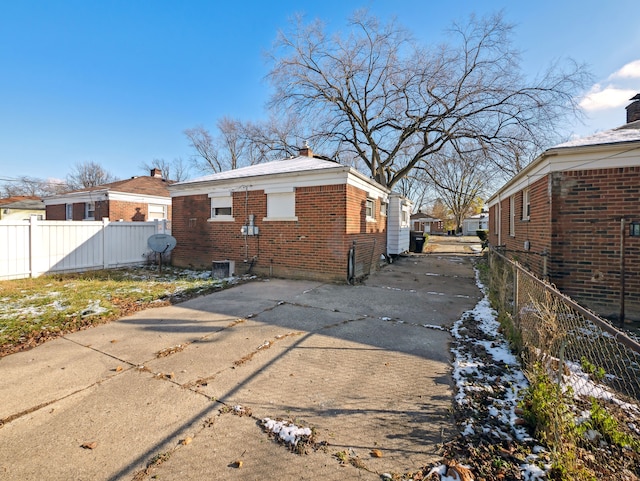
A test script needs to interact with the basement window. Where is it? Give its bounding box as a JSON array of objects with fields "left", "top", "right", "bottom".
[{"left": 631, "top": 222, "right": 640, "bottom": 237}]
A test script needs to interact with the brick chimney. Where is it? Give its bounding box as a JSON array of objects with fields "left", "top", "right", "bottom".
[
  {"left": 298, "top": 141, "right": 313, "bottom": 158},
  {"left": 626, "top": 94, "right": 640, "bottom": 123},
  {"left": 150, "top": 168, "right": 162, "bottom": 178}
]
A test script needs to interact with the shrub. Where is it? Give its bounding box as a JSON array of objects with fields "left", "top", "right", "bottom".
[{"left": 476, "top": 229, "right": 488, "bottom": 241}]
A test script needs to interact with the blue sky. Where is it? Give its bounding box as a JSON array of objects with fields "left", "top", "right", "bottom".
[{"left": 1, "top": 0, "right": 639, "bottom": 182}]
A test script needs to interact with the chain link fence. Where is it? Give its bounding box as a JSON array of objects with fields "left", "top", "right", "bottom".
[{"left": 486, "top": 247, "right": 640, "bottom": 469}]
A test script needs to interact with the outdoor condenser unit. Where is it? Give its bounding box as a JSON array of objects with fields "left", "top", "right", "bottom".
[{"left": 212, "top": 260, "right": 235, "bottom": 279}]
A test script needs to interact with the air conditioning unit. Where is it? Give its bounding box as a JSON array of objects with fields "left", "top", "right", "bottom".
[{"left": 212, "top": 260, "right": 235, "bottom": 279}]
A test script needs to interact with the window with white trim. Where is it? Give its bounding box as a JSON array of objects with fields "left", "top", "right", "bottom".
[
  {"left": 66, "top": 203, "right": 73, "bottom": 220},
  {"left": 148, "top": 203, "right": 167, "bottom": 221},
  {"left": 265, "top": 192, "right": 296, "bottom": 221},
  {"left": 85, "top": 202, "right": 95, "bottom": 220},
  {"left": 380, "top": 201, "right": 388, "bottom": 217},
  {"left": 509, "top": 196, "right": 515, "bottom": 236},
  {"left": 365, "top": 198, "right": 375, "bottom": 221},
  {"left": 522, "top": 189, "right": 530, "bottom": 221},
  {"left": 401, "top": 208, "right": 409, "bottom": 227},
  {"left": 209, "top": 195, "right": 234, "bottom": 221}
]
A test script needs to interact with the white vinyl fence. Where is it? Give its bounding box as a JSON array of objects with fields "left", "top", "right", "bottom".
[{"left": 0, "top": 217, "right": 170, "bottom": 280}]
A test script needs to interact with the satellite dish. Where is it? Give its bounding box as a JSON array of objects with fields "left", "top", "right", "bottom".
[
  {"left": 148, "top": 234, "right": 177, "bottom": 253},
  {"left": 147, "top": 234, "right": 177, "bottom": 274}
]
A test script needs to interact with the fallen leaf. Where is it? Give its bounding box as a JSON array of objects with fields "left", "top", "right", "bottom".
[
  {"left": 180, "top": 437, "right": 192, "bottom": 445},
  {"left": 110, "top": 339, "right": 118, "bottom": 343},
  {"left": 232, "top": 460, "right": 243, "bottom": 468},
  {"left": 81, "top": 442, "right": 98, "bottom": 450},
  {"left": 113, "top": 366, "right": 123, "bottom": 372},
  {"left": 446, "top": 461, "right": 473, "bottom": 481},
  {"left": 370, "top": 449, "right": 383, "bottom": 458}
]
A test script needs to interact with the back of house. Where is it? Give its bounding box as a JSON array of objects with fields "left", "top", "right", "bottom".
[{"left": 169, "top": 148, "right": 393, "bottom": 282}]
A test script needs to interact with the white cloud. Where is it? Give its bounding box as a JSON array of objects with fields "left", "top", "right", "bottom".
[
  {"left": 579, "top": 84, "right": 637, "bottom": 112},
  {"left": 609, "top": 59, "right": 640, "bottom": 79}
]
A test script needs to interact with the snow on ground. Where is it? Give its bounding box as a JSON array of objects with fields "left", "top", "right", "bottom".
[{"left": 436, "top": 268, "right": 549, "bottom": 479}]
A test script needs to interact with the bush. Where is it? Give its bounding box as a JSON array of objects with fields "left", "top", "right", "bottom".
[{"left": 476, "top": 229, "right": 488, "bottom": 241}]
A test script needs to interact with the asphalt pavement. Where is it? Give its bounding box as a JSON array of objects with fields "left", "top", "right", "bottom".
[{"left": 0, "top": 236, "right": 483, "bottom": 480}]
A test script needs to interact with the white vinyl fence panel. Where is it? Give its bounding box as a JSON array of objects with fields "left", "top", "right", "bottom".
[{"left": 0, "top": 218, "right": 168, "bottom": 280}]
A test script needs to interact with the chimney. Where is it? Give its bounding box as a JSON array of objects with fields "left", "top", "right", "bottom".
[
  {"left": 150, "top": 168, "right": 162, "bottom": 178},
  {"left": 626, "top": 94, "right": 640, "bottom": 123},
  {"left": 298, "top": 141, "right": 313, "bottom": 158}
]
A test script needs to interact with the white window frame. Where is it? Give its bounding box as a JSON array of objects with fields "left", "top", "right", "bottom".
[
  {"left": 84, "top": 202, "right": 95, "bottom": 220},
  {"left": 264, "top": 190, "right": 297, "bottom": 221},
  {"left": 65, "top": 203, "right": 73, "bottom": 220},
  {"left": 380, "top": 201, "right": 388, "bottom": 217},
  {"left": 401, "top": 208, "right": 409, "bottom": 227},
  {"left": 509, "top": 196, "right": 515, "bottom": 237},
  {"left": 365, "top": 198, "right": 376, "bottom": 222},
  {"left": 148, "top": 203, "right": 167, "bottom": 221},
  {"left": 522, "top": 188, "right": 530, "bottom": 221},
  {"left": 208, "top": 194, "right": 234, "bottom": 222}
]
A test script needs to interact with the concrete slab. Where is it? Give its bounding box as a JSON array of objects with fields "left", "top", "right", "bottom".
[
  {"left": 0, "top": 253, "right": 482, "bottom": 479},
  {"left": 144, "top": 412, "right": 380, "bottom": 481},
  {"left": 63, "top": 305, "right": 241, "bottom": 365},
  {"left": 0, "top": 370, "right": 214, "bottom": 481},
  {"left": 0, "top": 337, "right": 121, "bottom": 421}
]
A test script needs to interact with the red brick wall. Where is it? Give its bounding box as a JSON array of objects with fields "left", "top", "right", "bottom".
[
  {"left": 45, "top": 204, "right": 66, "bottom": 220},
  {"left": 108, "top": 200, "right": 148, "bottom": 221},
  {"left": 171, "top": 183, "right": 388, "bottom": 282},
  {"left": 45, "top": 200, "right": 171, "bottom": 222},
  {"left": 489, "top": 167, "right": 640, "bottom": 321},
  {"left": 72, "top": 203, "right": 84, "bottom": 220},
  {"left": 550, "top": 167, "right": 640, "bottom": 320},
  {"left": 488, "top": 175, "right": 552, "bottom": 275}
]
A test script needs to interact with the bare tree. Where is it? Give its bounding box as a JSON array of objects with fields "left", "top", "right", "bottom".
[
  {"left": 66, "top": 161, "right": 117, "bottom": 190},
  {"left": 185, "top": 113, "right": 320, "bottom": 174},
  {"left": 0, "top": 176, "right": 67, "bottom": 198},
  {"left": 268, "top": 11, "right": 591, "bottom": 188},
  {"left": 139, "top": 157, "right": 190, "bottom": 181},
  {"left": 184, "top": 117, "right": 250, "bottom": 173},
  {"left": 419, "top": 145, "right": 491, "bottom": 232},
  {"left": 184, "top": 125, "right": 220, "bottom": 173}
]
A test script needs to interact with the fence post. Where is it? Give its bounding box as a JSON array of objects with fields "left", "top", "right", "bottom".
[
  {"left": 29, "top": 215, "right": 38, "bottom": 278},
  {"left": 513, "top": 266, "right": 519, "bottom": 318},
  {"left": 620, "top": 218, "right": 626, "bottom": 327},
  {"left": 102, "top": 218, "right": 109, "bottom": 269}
]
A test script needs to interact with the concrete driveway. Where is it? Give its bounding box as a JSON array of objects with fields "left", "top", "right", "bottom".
[{"left": 0, "top": 249, "right": 481, "bottom": 480}]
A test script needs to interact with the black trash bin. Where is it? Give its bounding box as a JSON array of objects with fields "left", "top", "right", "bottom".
[{"left": 413, "top": 235, "right": 425, "bottom": 253}]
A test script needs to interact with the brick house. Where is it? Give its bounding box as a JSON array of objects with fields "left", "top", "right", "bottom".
[
  {"left": 169, "top": 148, "right": 394, "bottom": 282},
  {"left": 487, "top": 98, "right": 640, "bottom": 322},
  {"left": 44, "top": 169, "right": 173, "bottom": 222}
]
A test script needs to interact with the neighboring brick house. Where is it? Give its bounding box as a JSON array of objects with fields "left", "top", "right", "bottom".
[
  {"left": 410, "top": 212, "right": 444, "bottom": 233},
  {"left": 43, "top": 169, "right": 173, "bottom": 222},
  {"left": 169, "top": 148, "right": 393, "bottom": 282},
  {"left": 0, "top": 196, "right": 46, "bottom": 220},
  {"left": 487, "top": 99, "right": 640, "bottom": 322}
]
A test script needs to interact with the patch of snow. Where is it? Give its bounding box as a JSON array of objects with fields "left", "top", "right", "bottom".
[{"left": 261, "top": 418, "right": 312, "bottom": 447}]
